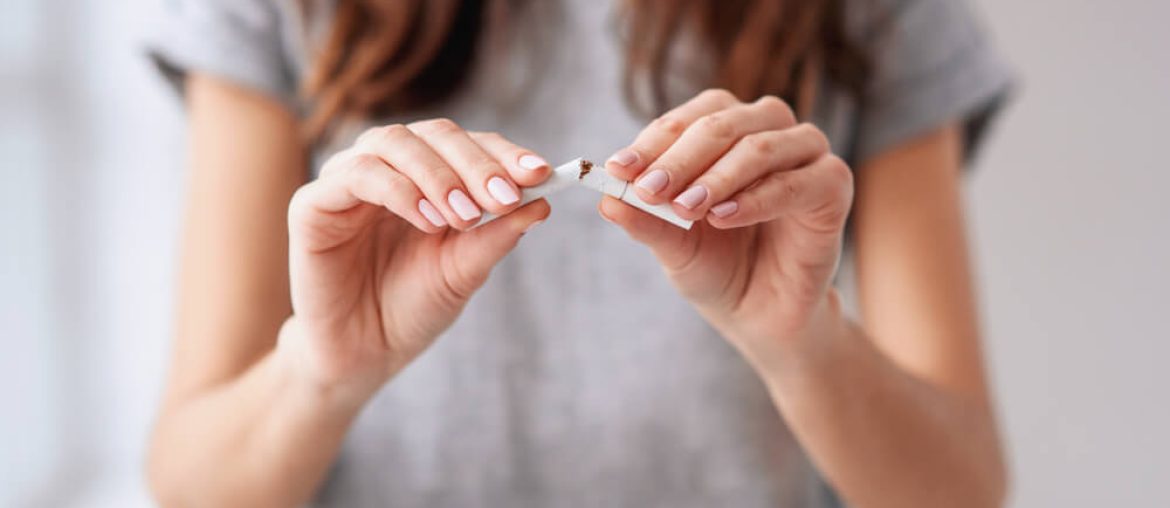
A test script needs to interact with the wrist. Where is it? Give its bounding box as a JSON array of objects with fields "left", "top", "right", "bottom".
[
  {"left": 787, "top": 288, "right": 849, "bottom": 352},
  {"left": 735, "top": 289, "right": 854, "bottom": 384},
  {"left": 273, "top": 316, "right": 386, "bottom": 414}
]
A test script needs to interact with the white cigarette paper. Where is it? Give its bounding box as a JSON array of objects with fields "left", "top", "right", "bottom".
[
  {"left": 475, "top": 158, "right": 694, "bottom": 230},
  {"left": 576, "top": 159, "right": 695, "bottom": 229}
]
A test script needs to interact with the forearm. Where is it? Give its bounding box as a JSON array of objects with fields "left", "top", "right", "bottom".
[
  {"left": 759, "top": 293, "right": 1006, "bottom": 508},
  {"left": 148, "top": 320, "right": 367, "bottom": 507}
]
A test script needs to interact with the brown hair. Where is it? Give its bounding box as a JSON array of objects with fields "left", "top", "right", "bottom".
[{"left": 301, "top": 0, "right": 869, "bottom": 142}]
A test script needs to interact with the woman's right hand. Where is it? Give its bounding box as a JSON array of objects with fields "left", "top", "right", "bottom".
[{"left": 279, "top": 119, "right": 551, "bottom": 402}]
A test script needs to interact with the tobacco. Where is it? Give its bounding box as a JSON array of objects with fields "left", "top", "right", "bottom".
[{"left": 578, "top": 159, "right": 594, "bottom": 179}]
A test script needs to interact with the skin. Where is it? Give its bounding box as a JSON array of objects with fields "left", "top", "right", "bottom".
[{"left": 148, "top": 77, "right": 1006, "bottom": 507}]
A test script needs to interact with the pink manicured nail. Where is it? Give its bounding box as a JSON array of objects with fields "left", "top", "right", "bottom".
[
  {"left": 447, "top": 189, "right": 481, "bottom": 221},
  {"left": 635, "top": 169, "right": 669, "bottom": 194},
  {"left": 418, "top": 199, "right": 447, "bottom": 227},
  {"left": 518, "top": 154, "right": 548, "bottom": 171},
  {"left": 608, "top": 149, "right": 639, "bottom": 167},
  {"left": 710, "top": 200, "right": 739, "bottom": 218},
  {"left": 486, "top": 176, "right": 520, "bottom": 205},
  {"left": 673, "top": 185, "right": 708, "bottom": 210}
]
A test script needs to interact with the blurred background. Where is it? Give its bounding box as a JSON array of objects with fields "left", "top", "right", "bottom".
[{"left": 1, "top": 0, "right": 1167, "bottom": 506}]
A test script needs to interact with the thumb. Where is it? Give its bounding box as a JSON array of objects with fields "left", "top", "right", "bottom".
[
  {"left": 597, "top": 196, "right": 697, "bottom": 270},
  {"left": 442, "top": 199, "right": 551, "bottom": 296}
]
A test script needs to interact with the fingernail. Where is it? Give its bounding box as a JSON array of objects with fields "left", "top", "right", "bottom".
[
  {"left": 673, "top": 185, "right": 709, "bottom": 210},
  {"left": 635, "top": 169, "right": 669, "bottom": 194},
  {"left": 608, "top": 149, "right": 639, "bottom": 167},
  {"left": 523, "top": 219, "right": 544, "bottom": 234},
  {"left": 447, "top": 189, "right": 481, "bottom": 221},
  {"left": 418, "top": 199, "right": 447, "bottom": 227},
  {"left": 487, "top": 176, "right": 520, "bottom": 205},
  {"left": 710, "top": 200, "right": 739, "bottom": 218},
  {"left": 518, "top": 154, "right": 548, "bottom": 171}
]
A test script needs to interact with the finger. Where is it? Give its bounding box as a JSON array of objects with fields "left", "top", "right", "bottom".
[
  {"left": 597, "top": 195, "right": 695, "bottom": 269},
  {"left": 633, "top": 96, "right": 797, "bottom": 205},
  {"left": 317, "top": 147, "right": 356, "bottom": 178},
  {"left": 468, "top": 131, "right": 551, "bottom": 188},
  {"left": 706, "top": 154, "right": 854, "bottom": 231},
  {"left": 672, "top": 123, "right": 830, "bottom": 220},
  {"left": 443, "top": 199, "right": 551, "bottom": 298},
  {"left": 289, "top": 153, "right": 446, "bottom": 251},
  {"left": 605, "top": 88, "right": 741, "bottom": 181},
  {"left": 355, "top": 124, "right": 480, "bottom": 229},
  {"left": 409, "top": 118, "right": 521, "bottom": 215}
]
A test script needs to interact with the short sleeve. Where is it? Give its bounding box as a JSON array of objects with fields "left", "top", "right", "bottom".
[
  {"left": 146, "top": 0, "right": 299, "bottom": 109},
  {"left": 850, "top": 0, "right": 1015, "bottom": 164}
]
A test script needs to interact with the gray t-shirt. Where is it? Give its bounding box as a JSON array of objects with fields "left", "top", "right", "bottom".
[{"left": 149, "top": 1, "right": 1012, "bottom": 506}]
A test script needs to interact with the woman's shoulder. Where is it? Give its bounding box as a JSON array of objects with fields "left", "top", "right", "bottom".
[
  {"left": 147, "top": 0, "right": 321, "bottom": 110},
  {"left": 839, "top": 0, "right": 1016, "bottom": 165}
]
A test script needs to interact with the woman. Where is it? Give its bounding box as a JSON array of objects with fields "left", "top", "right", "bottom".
[{"left": 147, "top": 0, "right": 1013, "bottom": 506}]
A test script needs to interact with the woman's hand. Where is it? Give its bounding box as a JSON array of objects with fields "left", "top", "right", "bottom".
[
  {"left": 602, "top": 89, "right": 854, "bottom": 370},
  {"left": 281, "top": 119, "right": 551, "bottom": 401}
]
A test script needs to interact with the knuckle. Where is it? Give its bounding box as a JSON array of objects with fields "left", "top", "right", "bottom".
[
  {"left": 695, "top": 113, "right": 737, "bottom": 141},
  {"left": 756, "top": 95, "right": 796, "bottom": 124},
  {"left": 288, "top": 185, "right": 311, "bottom": 212},
  {"left": 347, "top": 152, "right": 383, "bottom": 171},
  {"left": 287, "top": 185, "right": 318, "bottom": 225},
  {"left": 796, "top": 123, "right": 831, "bottom": 153},
  {"left": 411, "top": 117, "right": 461, "bottom": 136},
  {"left": 801, "top": 155, "right": 854, "bottom": 228},
  {"left": 651, "top": 115, "right": 689, "bottom": 137},
  {"left": 755, "top": 94, "right": 785, "bottom": 109},
  {"left": 822, "top": 155, "right": 855, "bottom": 197},
  {"left": 361, "top": 124, "right": 411, "bottom": 147},
  {"left": 475, "top": 131, "right": 506, "bottom": 145},
  {"left": 380, "top": 123, "right": 411, "bottom": 140},
  {"left": 822, "top": 154, "right": 852, "bottom": 181},
  {"left": 742, "top": 132, "right": 777, "bottom": 157},
  {"left": 701, "top": 88, "right": 738, "bottom": 105},
  {"left": 319, "top": 148, "right": 352, "bottom": 176}
]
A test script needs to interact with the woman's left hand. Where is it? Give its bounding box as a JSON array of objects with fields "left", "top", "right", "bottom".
[{"left": 602, "top": 89, "right": 854, "bottom": 370}]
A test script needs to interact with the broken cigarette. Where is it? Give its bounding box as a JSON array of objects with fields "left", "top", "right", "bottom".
[
  {"left": 475, "top": 158, "right": 694, "bottom": 230},
  {"left": 575, "top": 159, "right": 695, "bottom": 229}
]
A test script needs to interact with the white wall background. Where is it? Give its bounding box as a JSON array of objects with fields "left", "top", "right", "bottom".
[
  {"left": 0, "top": 0, "right": 1166, "bottom": 506},
  {"left": 972, "top": 0, "right": 1170, "bottom": 505}
]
